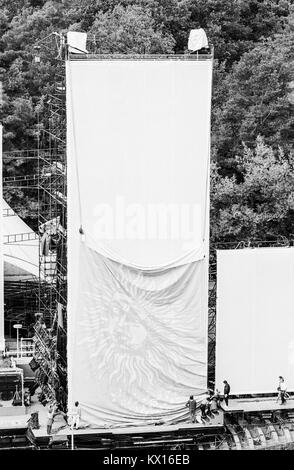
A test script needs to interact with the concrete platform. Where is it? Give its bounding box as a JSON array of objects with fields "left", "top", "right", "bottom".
[
  {"left": 32, "top": 416, "right": 224, "bottom": 440},
  {"left": 0, "top": 405, "right": 26, "bottom": 417},
  {"left": 29, "top": 394, "right": 224, "bottom": 442},
  {"left": 222, "top": 398, "right": 294, "bottom": 414},
  {"left": 0, "top": 414, "right": 28, "bottom": 431}
]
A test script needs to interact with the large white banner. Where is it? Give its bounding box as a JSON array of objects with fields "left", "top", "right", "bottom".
[
  {"left": 67, "top": 58, "right": 212, "bottom": 427},
  {"left": 216, "top": 248, "right": 294, "bottom": 395},
  {"left": 67, "top": 59, "right": 212, "bottom": 269},
  {"left": 71, "top": 244, "right": 207, "bottom": 427}
]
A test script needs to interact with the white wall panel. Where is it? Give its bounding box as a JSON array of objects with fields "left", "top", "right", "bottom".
[{"left": 216, "top": 248, "right": 294, "bottom": 394}]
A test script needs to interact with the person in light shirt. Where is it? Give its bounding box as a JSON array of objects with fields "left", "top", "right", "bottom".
[
  {"left": 70, "top": 401, "right": 82, "bottom": 430},
  {"left": 212, "top": 388, "right": 221, "bottom": 409},
  {"left": 277, "top": 376, "right": 287, "bottom": 404},
  {"left": 47, "top": 402, "right": 56, "bottom": 435}
]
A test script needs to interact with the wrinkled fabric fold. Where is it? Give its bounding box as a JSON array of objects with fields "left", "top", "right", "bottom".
[{"left": 69, "top": 243, "right": 207, "bottom": 427}]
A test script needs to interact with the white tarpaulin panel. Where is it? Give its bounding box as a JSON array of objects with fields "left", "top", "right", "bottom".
[
  {"left": 71, "top": 244, "right": 207, "bottom": 427},
  {"left": 216, "top": 248, "right": 294, "bottom": 395},
  {"left": 3, "top": 200, "right": 39, "bottom": 280},
  {"left": 67, "top": 58, "right": 212, "bottom": 426},
  {"left": 67, "top": 32, "right": 88, "bottom": 54},
  {"left": 67, "top": 59, "right": 212, "bottom": 269},
  {"left": 188, "top": 29, "right": 208, "bottom": 52}
]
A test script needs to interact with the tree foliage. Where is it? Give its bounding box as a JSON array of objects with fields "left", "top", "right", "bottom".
[
  {"left": 87, "top": 4, "right": 175, "bottom": 54},
  {"left": 213, "top": 26, "right": 294, "bottom": 171},
  {"left": 211, "top": 137, "right": 294, "bottom": 243}
]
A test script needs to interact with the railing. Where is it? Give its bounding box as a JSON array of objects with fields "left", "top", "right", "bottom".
[
  {"left": 4, "top": 232, "right": 39, "bottom": 244},
  {"left": 20, "top": 338, "right": 35, "bottom": 357},
  {"left": 3, "top": 174, "right": 39, "bottom": 190},
  {"left": 81, "top": 37, "right": 214, "bottom": 59},
  {"left": 2, "top": 149, "right": 64, "bottom": 160},
  {"left": 2, "top": 208, "right": 16, "bottom": 217},
  {"left": 3, "top": 174, "right": 38, "bottom": 183},
  {"left": 5, "top": 337, "right": 35, "bottom": 358},
  {"left": 70, "top": 52, "right": 214, "bottom": 61}
]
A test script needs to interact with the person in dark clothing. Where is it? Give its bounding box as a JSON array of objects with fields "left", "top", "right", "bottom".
[
  {"left": 185, "top": 395, "right": 197, "bottom": 423},
  {"left": 206, "top": 395, "right": 212, "bottom": 416},
  {"left": 199, "top": 402, "right": 206, "bottom": 419},
  {"left": 223, "top": 380, "right": 231, "bottom": 406},
  {"left": 212, "top": 389, "right": 221, "bottom": 409},
  {"left": 199, "top": 392, "right": 211, "bottom": 419}
]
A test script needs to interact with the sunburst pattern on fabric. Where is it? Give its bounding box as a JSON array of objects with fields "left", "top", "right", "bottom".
[{"left": 70, "top": 244, "right": 207, "bottom": 427}]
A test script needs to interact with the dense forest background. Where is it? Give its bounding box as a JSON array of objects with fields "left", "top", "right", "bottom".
[{"left": 0, "top": 0, "right": 294, "bottom": 245}]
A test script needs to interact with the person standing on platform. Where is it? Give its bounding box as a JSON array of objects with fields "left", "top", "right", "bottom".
[
  {"left": 185, "top": 395, "right": 197, "bottom": 423},
  {"left": 278, "top": 376, "right": 287, "bottom": 404},
  {"left": 212, "top": 389, "right": 221, "bottom": 409},
  {"left": 71, "top": 401, "right": 82, "bottom": 430},
  {"left": 47, "top": 402, "right": 55, "bottom": 435},
  {"left": 51, "top": 405, "right": 68, "bottom": 434},
  {"left": 205, "top": 392, "right": 212, "bottom": 416},
  {"left": 199, "top": 392, "right": 211, "bottom": 419},
  {"left": 223, "top": 380, "right": 231, "bottom": 406}
]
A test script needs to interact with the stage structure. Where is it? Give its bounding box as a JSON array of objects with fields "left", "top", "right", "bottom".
[
  {"left": 1, "top": 33, "right": 68, "bottom": 408},
  {"left": 2, "top": 157, "right": 66, "bottom": 402},
  {"left": 2, "top": 115, "right": 67, "bottom": 405},
  {"left": 32, "top": 77, "right": 67, "bottom": 404},
  {"left": 216, "top": 247, "right": 294, "bottom": 395},
  {"left": 67, "top": 54, "right": 213, "bottom": 427}
]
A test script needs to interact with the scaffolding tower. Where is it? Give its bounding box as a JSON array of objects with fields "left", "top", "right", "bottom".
[
  {"left": 3, "top": 34, "right": 68, "bottom": 407},
  {"left": 33, "top": 56, "right": 67, "bottom": 407}
]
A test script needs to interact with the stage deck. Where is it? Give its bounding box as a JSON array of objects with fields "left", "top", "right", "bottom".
[
  {"left": 32, "top": 413, "right": 224, "bottom": 440},
  {"left": 0, "top": 414, "right": 28, "bottom": 431},
  {"left": 222, "top": 398, "right": 294, "bottom": 414},
  {"left": 28, "top": 392, "right": 223, "bottom": 442}
]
